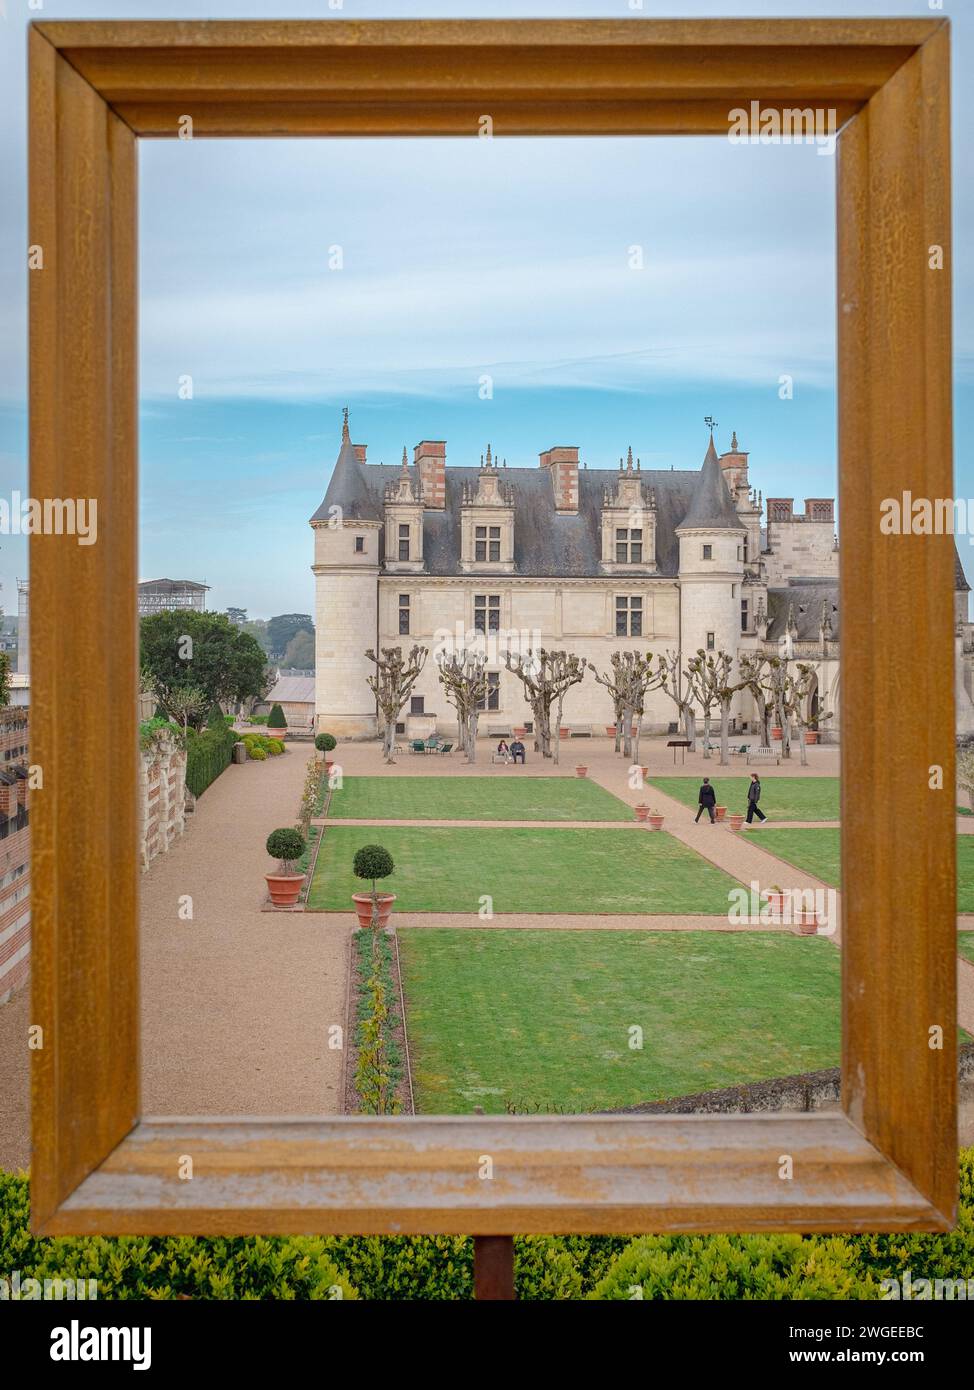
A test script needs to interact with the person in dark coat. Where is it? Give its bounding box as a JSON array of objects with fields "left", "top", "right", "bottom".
[
  {"left": 746, "top": 772, "right": 767, "bottom": 824},
  {"left": 695, "top": 777, "right": 717, "bottom": 823},
  {"left": 509, "top": 739, "right": 526, "bottom": 764}
]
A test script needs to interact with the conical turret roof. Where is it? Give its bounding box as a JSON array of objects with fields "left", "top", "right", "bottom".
[
  {"left": 676, "top": 434, "right": 745, "bottom": 532},
  {"left": 309, "top": 408, "right": 381, "bottom": 523}
]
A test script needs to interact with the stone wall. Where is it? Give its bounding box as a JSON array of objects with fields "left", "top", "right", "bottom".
[
  {"left": 607, "top": 1044, "right": 974, "bottom": 1145},
  {"left": 139, "top": 733, "right": 187, "bottom": 871}
]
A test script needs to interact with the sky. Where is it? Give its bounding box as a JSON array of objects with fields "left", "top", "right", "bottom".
[{"left": 1, "top": 0, "right": 971, "bottom": 618}]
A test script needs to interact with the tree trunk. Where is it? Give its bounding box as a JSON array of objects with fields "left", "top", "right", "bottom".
[
  {"left": 719, "top": 701, "right": 730, "bottom": 765},
  {"left": 383, "top": 719, "right": 396, "bottom": 763},
  {"left": 622, "top": 705, "right": 633, "bottom": 760},
  {"left": 684, "top": 708, "right": 697, "bottom": 751},
  {"left": 614, "top": 698, "right": 624, "bottom": 754},
  {"left": 796, "top": 725, "right": 808, "bottom": 767},
  {"left": 633, "top": 718, "right": 642, "bottom": 770},
  {"left": 702, "top": 712, "right": 712, "bottom": 759},
  {"left": 467, "top": 708, "right": 478, "bottom": 764},
  {"left": 553, "top": 695, "right": 564, "bottom": 766}
]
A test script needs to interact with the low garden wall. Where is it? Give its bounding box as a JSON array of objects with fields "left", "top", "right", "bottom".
[
  {"left": 608, "top": 1044, "right": 974, "bottom": 1143},
  {"left": 139, "top": 732, "right": 187, "bottom": 871}
]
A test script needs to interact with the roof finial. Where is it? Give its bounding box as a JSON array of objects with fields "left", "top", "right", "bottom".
[
  {"left": 486, "top": 443, "right": 493, "bottom": 468},
  {"left": 626, "top": 445, "right": 634, "bottom": 472},
  {"left": 730, "top": 430, "right": 739, "bottom": 451},
  {"left": 401, "top": 445, "right": 408, "bottom": 471},
  {"left": 341, "top": 406, "right": 350, "bottom": 442}
]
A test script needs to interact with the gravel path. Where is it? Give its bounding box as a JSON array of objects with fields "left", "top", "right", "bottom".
[{"left": 140, "top": 748, "right": 351, "bottom": 1116}]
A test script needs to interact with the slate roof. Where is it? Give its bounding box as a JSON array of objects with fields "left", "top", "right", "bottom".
[
  {"left": 766, "top": 581, "right": 840, "bottom": 642},
  {"left": 676, "top": 435, "right": 746, "bottom": 532},
  {"left": 267, "top": 675, "right": 315, "bottom": 705},
  {"left": 309, "top": 428, "right": 758, "bottom": 577}
]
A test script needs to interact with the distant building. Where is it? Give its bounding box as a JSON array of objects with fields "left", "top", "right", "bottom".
[
  {"left": 138, "top": 578, "right": 209, "bottom": 617},
  {"left": 263, "top": 674, "right": 315, "bottom": 733},
  {"left": 0, "top": 707, "right": 30, "bottom": 1002},
  {"left": 16, "top": 579, "right": 28, "bottom": 676}
]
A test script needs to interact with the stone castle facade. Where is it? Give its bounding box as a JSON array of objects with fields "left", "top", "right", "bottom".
[{"left": 310, "top": 411, "right": 971, "bottom": 741}]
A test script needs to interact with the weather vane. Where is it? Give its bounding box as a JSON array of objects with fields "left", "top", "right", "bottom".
[{"left": 704, "top": 415, "right": 718, "bottom": 435}]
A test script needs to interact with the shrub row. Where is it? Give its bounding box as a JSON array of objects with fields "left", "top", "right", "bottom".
[
  {"left": 3, "top": 1153, "right": 972, "bottom": 1299},
  {"left": 185, "top": 723, "right": 238, "bottom": 798},
  {"left": 241, "top": 732, "right": 284, "bottom": 758},
  {"left": 352, "top": 929, "right": 403, "bottom": 1115}
]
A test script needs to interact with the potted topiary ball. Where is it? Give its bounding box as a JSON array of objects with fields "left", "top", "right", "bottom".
[
  {"left": 267, "top": 702, "right": 288, "bottom": 741},
  {"left": 265, "top": 826, "right": 306, "bottom": 907},
  {"left": 352, "top": 843, "right": 396, "bottom": 928},
  {"left": 315, "top": 731, "right": 337, "bottom": 769}
]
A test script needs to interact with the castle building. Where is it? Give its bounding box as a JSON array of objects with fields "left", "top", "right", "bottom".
[{"left": 310, "top": 411, "right": 971, "bottom": 741}]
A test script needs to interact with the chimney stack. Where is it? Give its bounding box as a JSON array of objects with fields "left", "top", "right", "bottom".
[
  {"left": 414, "top": 440, "right": 446, "bottom": 509},
  {"left": 539, "top": 445, "right": 579, "bottom": 514},
  {"left": 353, "top": 443, "right": 367, "bottom": 463}
]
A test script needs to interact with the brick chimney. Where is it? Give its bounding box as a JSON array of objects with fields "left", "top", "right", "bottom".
[
  {"left": 414, "top": 440, "right": 446, "bottom": 509},
  {"left": 540, "top": 445, "right": 579, "bottom": 514},
  {"left": 353, "top": 443, "right": 367, "bottom": 463}
]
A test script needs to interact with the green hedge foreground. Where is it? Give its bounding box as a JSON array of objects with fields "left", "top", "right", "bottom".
[
  {"left": 2, "top": 1156, "right": 973, "bottom": 1300},
  {"left": 185, "top": 724, "right": 238, "bottom": 798}
]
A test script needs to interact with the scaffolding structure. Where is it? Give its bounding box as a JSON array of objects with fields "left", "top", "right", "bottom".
[{"left": 137, "top": 578, "right": 209, "bottom": 617}]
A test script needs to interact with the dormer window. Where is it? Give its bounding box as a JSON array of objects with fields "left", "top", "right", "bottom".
[
  {"left": 475, "top": 525, "right": 501, "bottom": 563},
  {"left": 615, "top": 528, "right": 643, "bottom": 563},
  {"left": 398, "top": 523, "right": 410, "bottom": 561}
]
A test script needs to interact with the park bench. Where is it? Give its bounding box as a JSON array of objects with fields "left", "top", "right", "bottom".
[
  {"left": 569, "top": 724, "right": 594, "bottom": 738},
  {"left": 488, "top": 724, "right": 513, "bottom": 738},
  {"left": 747, "top": 747, "right": 781, "bottom": 765},
  {"left": 730, "top": 744, "right": 750, "bottom": 757}
]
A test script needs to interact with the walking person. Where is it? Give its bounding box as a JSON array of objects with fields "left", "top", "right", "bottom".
[
  {"left": 746, "top": 772, "right": 767, "bottom": 825},
  {"left": 695, "top": 777, "right": 717, "bottom": 823}
]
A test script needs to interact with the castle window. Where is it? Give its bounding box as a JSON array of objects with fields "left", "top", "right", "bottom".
[
  {"left": 706, "top": 631, "right": 715, "bottom": 650},
  {"left": 474, "top": 594, "right": 501, "bottom": 633},
  {"left": 398, "top": 593, "right": 410, "bottom": 636},
  {"left": 702, "top": 543, "right": 713, "bottom": 560},
  {"left": 477, "top": 672, "right": 501, "bottom": 712},
  {"left": 615, "top": 595, "right": 642, "bottom": 637},
  {"left": 475, "top": 526, "right": 501, "bottom": 562},
  {"left": 398, "top": 523, "right": 410, "bottom": 562},
  {"left": 741, "top": 599, "right": 749, "bottom": 633},
  {"left": 355, "top": 535, "right": 365, "bottom": 553},
  {"left": 615, "top": 528, "right": 643, "bottom": 564},
  {"left": 410, "top": 695, "right": 425, "bottom": 715}
]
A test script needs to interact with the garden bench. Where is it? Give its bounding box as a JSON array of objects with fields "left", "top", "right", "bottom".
[
  {"left": 730, "top": 744, "right": 750, "bottom": 757},
  {"left": 491, "top": 753, "right": 511, "bottom": 765},
  {"left": 747, "top": 747, "right": 781, "bottom": 765},
  {"left": 408, "top": 740, "right": 426, "bottom": 755},
  {"left": 488, "top": 724, "right": 513, "bottom": 738},
  {"left": 569, "top": 725, "right": 594, "bottom": 738}
]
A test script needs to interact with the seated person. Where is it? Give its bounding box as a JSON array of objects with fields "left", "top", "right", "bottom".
[
  {"left": 496, "top": 739, "right": 510, "bottom": 760},
  {"left": 509, "top": 738, "right": 526, "bottom": 764}
]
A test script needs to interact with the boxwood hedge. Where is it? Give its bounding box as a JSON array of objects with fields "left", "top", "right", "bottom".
[{"left": 2, "top": 1153, "right": 971, "bottom": 1300}]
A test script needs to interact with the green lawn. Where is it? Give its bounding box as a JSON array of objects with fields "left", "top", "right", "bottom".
[
  {"left": 307, "top": 825, "right": 739, "bottom": 914},
  {"left": 959, "top": 933, "right": 974, "bottom": 965},
  {"left": 398, "top": 929, "right": 842, "bottom": 1114},
  {"left": 759, "top": 828, "right": 974, "bottom": 912},
  {"left": 323, "top": 775, "right": 632, "bottom": 822},
  {"left": 649, "top": 776, "right": 839, "bottom": 821}
]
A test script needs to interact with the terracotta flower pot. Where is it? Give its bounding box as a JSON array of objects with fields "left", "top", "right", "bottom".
[
  {"left": 325, "top": 759, "right": 334, "bottom": 773},
  {"left": 805, "top": 730, "right": 819, "bottom": 745},
  {"left": 727, "top": 813, "right": 745, "bottom": 831},
  {"left": 796, "top": 909, "right": 818, "bottom": 935},
  {"left": 634, "top": 804, "right": 650, "bottom": 822},
  {"left": 772, "top": 727, "right": 782, "bottom": 740},
  {"left": 268, "top": 727, "right": 287, "bottom": 741},
  {"left": 559, "top": 727, "right": 571, "bottom": 739},
  {"left": 352, "top": 892, "right": 397, "bottom": 929},
  {"left": 606, "top": 725, "right": 617, "bottom": 738},
  {"left": 715, "top": 806, "right": 727, "bottom": 821},
  {"left": 640, "top": 766, "right": 649, "bottom": 779},
  {"left": 514, "top": 727, "right": 527, "bottom": 739},
  {"left": 648, "top": 814, "right": 665, "bottom": 831},
  {"left": 575, "top": 766, "right": 588, "bottom": 778},
  {"left": 265, "top": 872, "right": 305, "bottom": 907},
  {"left": 763, "top": 891, "right": 787, "bottom": 919}
]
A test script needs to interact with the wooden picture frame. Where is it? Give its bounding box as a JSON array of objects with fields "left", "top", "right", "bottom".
[{"left": 29, "top": 18, "right": 956, "bottom": 1236}]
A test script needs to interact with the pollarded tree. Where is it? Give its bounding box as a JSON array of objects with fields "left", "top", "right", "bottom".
[
  {"left": 589, "top": 651, "right": 664, "bottom": 765},
  {"left": 738, "top": 652, "right": 774, "bottom": 748},
  {"left": 503, "top": 648, "right": 586, "bottom": 764},
  {"left": 365, "top": 644, "right": 429, "bottom": 764},
  {"left": 785, "top": 661, "right": 833, "bottom": 768},
  {"left": 656, "top": 651, "right": 697, "bottom": 751},
  {"left": 713, "top": 654, "right": 757, "bottom": 766},
  {"left": 435, "top": 649, "right": 488, "bottom": 764},
  {"left": 684, "top": 649, "right": 722, "bottom": 761}
]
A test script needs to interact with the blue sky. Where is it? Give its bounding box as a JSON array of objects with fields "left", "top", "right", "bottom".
[{"left": 1, "top": 0, "right": 971, "bottom": 616}]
